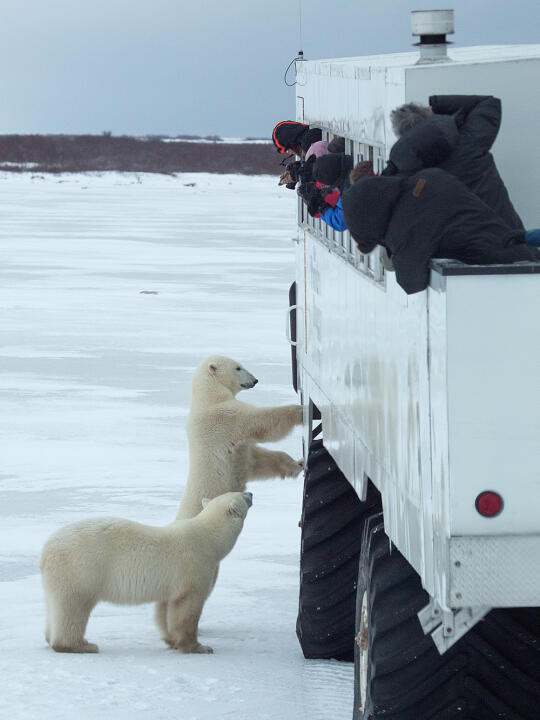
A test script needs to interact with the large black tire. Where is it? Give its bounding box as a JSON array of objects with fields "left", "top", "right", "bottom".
[
  {"left": 354, "top": 516, "right": 540, "bottom": 720},
  {"left": 297, "top": 438, "right": 381, "bottom": 661}
]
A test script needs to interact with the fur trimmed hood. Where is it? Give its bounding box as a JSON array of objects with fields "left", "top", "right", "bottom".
[{"left": 385, "top": 114, "right": 459, "bottom": 175}]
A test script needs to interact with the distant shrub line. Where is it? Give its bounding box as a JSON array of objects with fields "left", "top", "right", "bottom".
[{"left": 0, "top": 135, "right": 279, "bottom": 175}]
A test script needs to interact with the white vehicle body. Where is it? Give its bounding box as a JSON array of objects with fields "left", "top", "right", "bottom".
[{"left": 293, "top": 44, "right": 540, "bottom": 648}]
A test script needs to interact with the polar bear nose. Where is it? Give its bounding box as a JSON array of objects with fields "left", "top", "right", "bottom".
[
  {"left": 242, "top": 492, "right": 253, "bottom": 507},
  {"left": 253, "top": 378, "right": 258, "bottom": 385}
]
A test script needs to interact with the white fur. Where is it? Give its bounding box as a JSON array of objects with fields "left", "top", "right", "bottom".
[
  {"left": 177, "top": 355, "right": 303, "bottom": 520},
  {"left": 40, "top": 491, "right": 252, "bottom": 654}
]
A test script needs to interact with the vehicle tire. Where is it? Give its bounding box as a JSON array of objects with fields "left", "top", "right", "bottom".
[
  {"left": 296, "top": 438, "right": 381, "bottom": 661},
  {"left": 354, "top": 516, "right": 540, "bottom": 720}
]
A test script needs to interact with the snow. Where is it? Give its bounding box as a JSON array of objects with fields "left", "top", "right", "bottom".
[{"left": 0, "top": 172, "right": 353, "bottom": 720}]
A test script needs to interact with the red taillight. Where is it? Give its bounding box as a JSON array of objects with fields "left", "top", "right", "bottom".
[{"left": 475, "top": 491, "right": 503, "bottom": 518}]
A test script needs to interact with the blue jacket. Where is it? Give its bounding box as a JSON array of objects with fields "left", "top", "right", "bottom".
[{"left": 321, "top": 197, "right": 347, "bottom": 231}]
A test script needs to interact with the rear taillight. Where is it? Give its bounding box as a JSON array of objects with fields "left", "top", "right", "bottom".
[{"left": 475, "top": 491, "right": 503, "bottom": 518}]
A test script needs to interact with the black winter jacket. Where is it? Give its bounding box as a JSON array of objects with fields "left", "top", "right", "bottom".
[
  {"left": 342, "top": 168, "right": 539, "bottom": 295},
  {"left": 384, "top": 95, "right": 524, "bottom": 231}
]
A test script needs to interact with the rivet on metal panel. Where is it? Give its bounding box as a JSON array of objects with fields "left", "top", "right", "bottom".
[{"left": 442, "top": 609, "right": 455, "bottom": 637}]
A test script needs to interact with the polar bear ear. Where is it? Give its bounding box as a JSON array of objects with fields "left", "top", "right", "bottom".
[
  {"left": 208, "top": 362, "right": 218, "bottom": 374},
  {"left": 201, "top": 497, "right": 210, "bottom": 508}
]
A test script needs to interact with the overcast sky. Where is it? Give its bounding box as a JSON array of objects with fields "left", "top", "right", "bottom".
[{"left": 1, "top": 0, "right": 538, "bottom": 137}]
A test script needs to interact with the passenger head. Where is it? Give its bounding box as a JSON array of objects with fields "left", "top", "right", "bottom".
[
  {"left": 390, "top": 103, "right": 432, "bottom": 137},
  {"left": 305, "top": 140, "right": 329, "bottom": 162},
  {"left": 312, "top": 153, "right": 353, "bottom": 189},
  {"left": 328, "top": 136, "right": 346, "bottom": 154},
  {"left": 349, "top": 160, "right": 375, "bottom": 185},
  {"left": 272, "top": 121, "right": 308, "bottom": 155}
]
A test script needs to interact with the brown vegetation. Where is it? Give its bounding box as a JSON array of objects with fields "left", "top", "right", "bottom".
[{"left": 0, "top": 135, "right": 281, "bottom": 175}]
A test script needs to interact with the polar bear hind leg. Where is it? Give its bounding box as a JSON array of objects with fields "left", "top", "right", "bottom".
[
  {"left": 166, "top": 592, "right": 213, "bottom": 654},
  {"left": 47, "top": 590, "right": 98, "bottom": 653}
]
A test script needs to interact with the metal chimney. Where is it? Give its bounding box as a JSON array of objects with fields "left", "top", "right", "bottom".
[{"left": 411, "top": 9, "right": 454, "bottom": 64}]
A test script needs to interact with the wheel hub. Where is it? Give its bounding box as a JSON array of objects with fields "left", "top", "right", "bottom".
[{"left": 355, "top": 591, "right": 369, "bottom": 711}]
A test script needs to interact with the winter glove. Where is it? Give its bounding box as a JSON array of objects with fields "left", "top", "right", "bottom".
[
  {"left": 278, "top": 169, "right": 297, "bottom": 188},
  {"left": 285, "top": 160, "right": 302, "bottom": 183},
  {"left": 323, "top": 190, "right": 340, "bottom": 208},
  {"left": 298, "top": 182, "right": 327, "bottom": 217}
]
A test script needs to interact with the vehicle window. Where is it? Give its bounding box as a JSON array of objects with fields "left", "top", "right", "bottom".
[{"left": 299, "top": 131, "right": 386, "bottom": 287}]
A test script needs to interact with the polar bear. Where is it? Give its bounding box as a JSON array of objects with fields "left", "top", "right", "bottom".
[
  {"left": 40, "top": 491, "right": 253, "bottom": 654},
  {"left": 176, "top": 355, "right": 303, "bottom": 520}
]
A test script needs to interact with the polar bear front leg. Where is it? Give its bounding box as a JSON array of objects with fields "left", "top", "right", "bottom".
[
  {"left": 166, "top": 592, "right": 213, "bottom": 654},
  {"left": 236, "top": 404, "right": 303, "bottom": 444},
  {"left": 248, "top": 446, "right": 304, "bottom": 479}
]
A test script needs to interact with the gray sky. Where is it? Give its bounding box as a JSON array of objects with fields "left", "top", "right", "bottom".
[{"left": 1, "top": 0, "right": 538, "bottom": 137}]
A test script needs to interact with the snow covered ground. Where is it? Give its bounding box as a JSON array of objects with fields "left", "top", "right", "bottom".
[{"left": 0, "top": 172, "right": 353, "bottom": 720}]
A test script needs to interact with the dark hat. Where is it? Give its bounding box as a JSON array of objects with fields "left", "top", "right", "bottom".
[
  {"left": 313, "top": 153, "right": 353, "bottom": 190},
  {"left": 272, "top": 121, "right": 309, "bottom": 154}
]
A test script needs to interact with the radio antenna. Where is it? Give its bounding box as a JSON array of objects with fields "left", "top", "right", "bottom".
[
  {"left": 298, "top": 0, "right": 303, "bottom": 59},
  {"left": 283, "top": 0, "right": 305, "bottom": 85}
]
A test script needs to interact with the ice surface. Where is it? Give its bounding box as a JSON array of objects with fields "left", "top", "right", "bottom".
[{"left": 0, "top": 172, "right": 353, "bottom": 720}]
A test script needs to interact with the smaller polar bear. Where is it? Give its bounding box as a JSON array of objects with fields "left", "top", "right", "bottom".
[
  {"left": 177, "top": 355, "right": 303, "bottom": 520},
  {"left": 40, "top": 491, "right": 252, "bottom": 654}
]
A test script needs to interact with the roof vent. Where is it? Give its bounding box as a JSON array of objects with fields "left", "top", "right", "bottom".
[{"left": 411, "top": 9, "right": 454, "bottom": 64}]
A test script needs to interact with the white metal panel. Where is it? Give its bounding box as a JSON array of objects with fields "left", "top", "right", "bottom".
[
  {"left": 427, "top": 279, "right": 451, "bottom": 605},
  {"left": 445, "top": 273, "right": 540, "bottom": 535},
  {"left": 450, "top": 536, "right": 540, "bottom": 607},
  {"left": 298, "top": 233, "right": 434, "bottom": 593},
  {"left": 297, "top": 60, "right": 405, "bottom": 148}
]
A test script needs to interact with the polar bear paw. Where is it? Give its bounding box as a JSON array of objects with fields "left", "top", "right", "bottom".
[
  {"left": 82, "top": 640, "right": 99, "bottom": 653},
  {"left": 277, "top": 453, "right": 304, "bottom": 478},
  {"left": 52, "top": 639, "right": 99, "bottom": 654},
  {"left": 191, "top": 643, "right": 214, "bottom": 654},
  {"left": 170, "top": 640, "right": 214, "bottom": 654}
]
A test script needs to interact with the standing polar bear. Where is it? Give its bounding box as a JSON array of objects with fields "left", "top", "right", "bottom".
[
  {"left": 155, "top": 356, "right": 303, "bottom": 637},
  {"left": 40, "top": 491, "right": 252, "bottom": 654},
  {"left": 176, "top": 355, "right": 304, "bottom": 520}
]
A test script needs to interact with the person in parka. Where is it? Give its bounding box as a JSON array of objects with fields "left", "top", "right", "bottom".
[
  {"left": 299, "top": 154, "right": 356, "bottom": 231},
  {"left": 300, "top": 159, "right": 375, "bottom": 231},
  {"left": 385, "top": 95, "right": 524, "bottom": 231},
  {"left": 341, "top": 168, "right": 540, "bottom": 295},
  {"left": 272, "top": 121, "right": 322, "bottom": 157}
]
